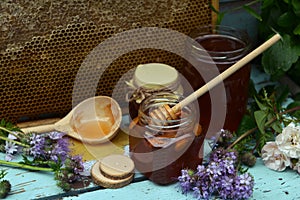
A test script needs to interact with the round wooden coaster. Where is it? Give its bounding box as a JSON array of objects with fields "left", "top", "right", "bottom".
[
  {"left": 99, "top": 154, "right": 135, "bottom": 180},
  {"left": 91, "top": 161, "right": 134, "bottom": 189}
]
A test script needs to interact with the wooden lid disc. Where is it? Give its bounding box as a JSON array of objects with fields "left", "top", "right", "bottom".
[
  {"left": 91, "top": 160, "right": 134, "bottom": 189},
  {"left": 99, "top": 154, "right": 135, "bottom": 180}
]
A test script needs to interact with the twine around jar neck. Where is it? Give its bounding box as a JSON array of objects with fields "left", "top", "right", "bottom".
[{"left": 125, "top": 79, "right": 181, "bottom": 104}]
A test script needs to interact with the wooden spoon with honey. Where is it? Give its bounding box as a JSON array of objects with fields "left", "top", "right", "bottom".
[{"left": 20, "top": 96, "right": 122, "bottom": 144}]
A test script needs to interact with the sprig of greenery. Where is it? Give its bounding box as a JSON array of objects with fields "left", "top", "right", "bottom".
[
  {"left": 213, "top": 0, "right": 300, "bottom": 84},
  {"left": 0, "top": 122, "right": 85, "bottom": 194},
  {"left": 229, "top": 83, "right": 300, "bottom": 155},
  {"left": 211, "top": 0, "right": 300, "bottom": 85},
  {"left": 0, "top": 119, "right": 21, "bottom": 140},
  {"left": 258, "top": 0, "right": 300, "bottom": 82}
]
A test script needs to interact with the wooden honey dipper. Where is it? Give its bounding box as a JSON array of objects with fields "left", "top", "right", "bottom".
[{"left": 150, "top": 33, "right": 281, "bottom": 122}]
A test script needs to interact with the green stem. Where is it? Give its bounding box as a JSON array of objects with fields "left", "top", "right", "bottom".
[
  {"left": 0, "top": 160, "right": 53, "bottom": 172},
  {"left": 0, "top": 126, "right": 22, "bottom": 139},
  {"left": 227, "top": 105, "right": 300, "bottom": 149},
  {"left": 0, "top": 136, "right": 30, "bottom": 148},
  {"left": 227, "top": 127, "right": 257, "bottom": 150}
]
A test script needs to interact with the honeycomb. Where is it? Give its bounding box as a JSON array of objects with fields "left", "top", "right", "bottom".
[{"left": 0, "top": 0, "right": 218, "bottom": 123}]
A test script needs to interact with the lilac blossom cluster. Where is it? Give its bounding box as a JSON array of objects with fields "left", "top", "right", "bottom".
[
  {"left": 178, "top": 148, "right": 254, "bottom": 200},
  {"left": 29, "top": 131, "right": 70, "bottom": 163},
  {"left": 4, "top": 131, "right": 84, "bottom": 191}
]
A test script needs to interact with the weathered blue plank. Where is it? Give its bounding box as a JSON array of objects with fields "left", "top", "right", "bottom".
[{"left": 62, "top": 159, "right": 300, "bottom": 200}]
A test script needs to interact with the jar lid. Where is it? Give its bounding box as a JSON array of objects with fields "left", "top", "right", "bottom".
[{"left": 133, "top": 63, "right": 179, "bottom": 90}]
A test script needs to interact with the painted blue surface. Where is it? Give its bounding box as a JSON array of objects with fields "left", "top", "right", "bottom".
[
  {"left": 64, "top": 159, "right": 300, "bottom": 200},
  {"left": 3, "top": 157, "right": 300, "bottom": 199}
]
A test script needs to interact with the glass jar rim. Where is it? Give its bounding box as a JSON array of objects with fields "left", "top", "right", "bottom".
[{"left": 187, "top": 25, "right": 252, "bottom": 61}]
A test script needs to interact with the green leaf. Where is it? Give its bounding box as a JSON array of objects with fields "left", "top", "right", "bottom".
[
  {"left": 236, "top": 115, "right": 256, "bottom": 136},
  {"left": 217, "top": 12, "right": 225, "bottom": 26},
  {"left": 262, "top": 34, "right": 299, "bottom": 78},
  {"left": 292, "top": 0, "right": 300, "bottom": 17},
  {"left": 277, "top": 12, "right": 296, "bottom": 27},
  {"left": 254, "top": 96, "right": 269, "bottom": 111},
  {"left": 257, "top": 130, "right": 275, "bottom": 152},
  {"left": 292, "top": 40, "right": 300, "bottom": 56},
  {"left": 293, "top": 24, "right": 300, "bottom": 35},
  {"left": 19, "top": 155, "right": 33, "bottom": 165},
  {"left": 271, "top": 121, "right": 283, "bottom": 133},
  {"left": 283, "top": 0, "right": 289, "bottom": 4},
  {"left": 209, "top": 3, "right": 219, "bottom": 14},
  {"left": 209, "top": 3, "right": 225, "bottom": 25},
  {"left": 254, "top": 110, "right": 268, "bottom": 134},
  {"left": 243, "top": 5, "right": 262, "bottom": 21},
  {"left": 262, "top": 0, "right": 275, "bottom": 9},
  {"left": 270, "top": 69, "right": 286, "bottom": 81}
]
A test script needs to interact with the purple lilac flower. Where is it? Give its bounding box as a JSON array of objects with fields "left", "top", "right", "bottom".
[
  {"left": 48, "top": 131, "right": 66, "bottom": 140},
  {"left": 220, "top": 159, "right": 236, "bottom": 175},
  {"left": 232, "top": 173, "right": 254, "bottom": 199},
  {"left": 50, "top": 138, "right": 70, "bottom": 163},
  {"left": 178, "top": 169, "right": 193, "bottom": 194},
  {"left": 178, "top": 147, "right": 254, "bottom": 200},
  {"left": 218, "top": 176, "right": 235, "bottom": 199},
  {"left": 29, "top": 134, "right": 46, "bottom": 157},
  {"left": 194, "top": 165, "right": 214, "bottom": 199},
  {"left": 193, "top": 186, "right": 212, "bottom": 200},
  {"left": 4, "top": 134, "right": 19, "bottom": 161},
  {"left": 192, "top": 182, "right": 213, "bottom": 200},
  {"left": 71, "top": 155, "right": 84, "bottom": 175},
  {"left": 210, "top": 148, "right": 238, "bottom": 164}
]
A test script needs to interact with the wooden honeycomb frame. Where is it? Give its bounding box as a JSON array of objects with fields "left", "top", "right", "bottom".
[{"left": 0, "top": 0, "right": 218, "bottom": 123}]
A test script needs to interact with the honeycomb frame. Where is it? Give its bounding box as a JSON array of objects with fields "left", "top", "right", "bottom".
[{"left": 0, "top": 0, "right": 218, "bottom": 122}]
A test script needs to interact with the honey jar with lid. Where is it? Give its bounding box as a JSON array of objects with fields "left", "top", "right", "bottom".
[
  {"left": 129, "top": 92, "right": 203, "bottom": 185},
  {"left": 127, "top": 63, "right": 183, "bottom": 120}
]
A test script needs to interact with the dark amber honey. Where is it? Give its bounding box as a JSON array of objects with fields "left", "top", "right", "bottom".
[
  {"left": 129, "top": 93, "right": 203, "bottom": 185},
  {"left": 181, "top": 27, "right": 251, "bottom": 137}
]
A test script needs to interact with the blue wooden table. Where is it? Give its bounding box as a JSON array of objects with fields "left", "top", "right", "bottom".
[
  {"left": 2, "top": 67, "right": 300, "bottom": 200},
  {"left": 2, "top": 157, "right": 300, "bottom": 200}
]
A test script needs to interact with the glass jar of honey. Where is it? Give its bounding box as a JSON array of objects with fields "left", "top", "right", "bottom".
[
  {"left": 127, "top": 63, "right": 183, "bottom": 120},
  {"left": 129, "top": 92, "right": 203, "bottom": 185},
  {"left": 180, "top": 25, "right": 251, "bottom": 137}
]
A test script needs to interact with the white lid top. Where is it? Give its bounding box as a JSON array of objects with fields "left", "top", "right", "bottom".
[{"left": 133, "top": 63, "right": 179, "bottom": 89}]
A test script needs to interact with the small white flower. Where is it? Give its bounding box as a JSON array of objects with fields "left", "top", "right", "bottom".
[
  {"left": 261, "top": 141, "right": 290, "bottom": 171},
  {"left": 276, "top": 124, "right": 300, "bottom": 159}
]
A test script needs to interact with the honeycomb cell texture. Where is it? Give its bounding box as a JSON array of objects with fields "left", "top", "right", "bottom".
[{"left": 0, "top": 0, "right": 217, "bottom": 122}]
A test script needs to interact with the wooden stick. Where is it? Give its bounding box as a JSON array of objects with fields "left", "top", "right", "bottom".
[{"left": 172, "top": 33, "right": 281, "bottom": 113}]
